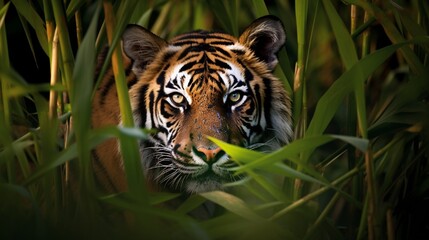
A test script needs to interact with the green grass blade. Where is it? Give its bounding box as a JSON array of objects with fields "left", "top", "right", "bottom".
[
  {"left": 251, "top": 0, "right": 269, "bottom": 17},
  {"left": 306, "top": 41, "right": 419, "bottom": 137},
  {"left": 206, "top": 0, "right": 236, "bottom": 35},
  {"left": 51, "top": 0, "right": 75, "bottom": 93},
  {"left": 11, "top": 0, "right": 48, "bottom": 54},
  {"left": 103, "top": 0, "right": 146, "bottom": 197},
  {"left": 347, "top": 0, "right": 425, "bottom": 74},
  {"left": 293, "top": 0, "right": 308, "bottom": 129},
  {"left": 70, "top": 3, "right": 100, "bottom": 196},
  {"left": 322, "top": 0, "right": 358, "bottom": 69},
  {"left": 200, "top": 191, "right": 266, "bottom": 221},
  {"left": 0, "top": 2, "right": 9, "bottom": 29}
]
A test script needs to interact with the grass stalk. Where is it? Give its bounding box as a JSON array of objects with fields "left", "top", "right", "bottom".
[
  {"left": 356, "top": 2, "right": 377, "bottom": 239},
  {"left": 43, "top": 0, "right": 54, "bottom": 45},
  {"left": 360, "top": 2, "right": 371, "bottom": 58},
  {"left": 51, "top": 0, "right": 74, "bottom": 93},
  {"left": 48, "top": 28, "right": 59, "bottom": 120},
  {"left": 351, "top": 16, "right": 376, "bottom": 40},
  {"left": 351, "top": 4, "right": 358, "bottom": 33},
  {"left": 75, "top": 11, "right": 82, "bottom": 46},
  {"left": 151, "top": 1, "right": 172, "bottom": 36},
  {"left": 270, "top": 166, "right": 361, "bottom": 221},
  {"left": 0, "top": 1, "right": 14, "bottom": 184},
  {"left": 364, "top": 151, "right": 376, "bottom": 240},
  {"left": 386, "top": 208, "right": 395, "bottom": 240},
  {"left": 303, "top": 186, "right": 344, "bottom": 239},
  {"left": 349, "top": 0, "right": 425, "bottom": 74},
  {"left": 102, "top": 0, "right": 145, "bottom": 196},
  {"left": 293, "top": 0, "right": 308, "bottom": 134},
  {"left": 292, "top": 0, "right": 309, "bottom": 201}
]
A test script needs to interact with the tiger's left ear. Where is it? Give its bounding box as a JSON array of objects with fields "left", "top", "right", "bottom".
[
  {"left": 239, "top": 16, "right": 286, "bottom": 70},
  {"left": 122, "top": 24, "right": 168, "bottom": 75}
]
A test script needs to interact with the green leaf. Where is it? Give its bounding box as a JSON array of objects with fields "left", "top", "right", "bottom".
[
  {"left": 0, "top": 140, "right": 33, "bottom": 165},
  {"left": 208, "top": 136, "right": 264, "bottom": 162},
  {"left": 322, "top": 0, "right": 358, "bottom": 69},
  {"left": 11, "top": 0, "right": 48, "bottom": 54},
  {"left": 71, "top": 4, "right": 100, "bottom": 191},
  {"left": 176, "top": 195, "right": 208, "bottom": 215},
  {"left": 307, "top": 41, "right": 422, "bottom": 137},
  {"left": 200, "top": 191, "right": 266, "bottom": 221},
  {"left": 0, "top": 2, "right": 10, "bottom": 29},
  {"left": 210, "top": 135, "right": 367, "bottom": 186},
  {"left": 66, "top": 0, "right": 85, "bottom": 18},
  {"left": 206, "top": 0, "right": 237, "bottom": 36},
  {"left": 329, "top": 134, "right": 368, "bottom": 152},
  {"left": 251, "top": 0, "right": 269, "bottom": 17}
]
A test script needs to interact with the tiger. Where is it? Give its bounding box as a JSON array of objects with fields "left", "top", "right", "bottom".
[{"left": 92, "top": 15, "right": 292, "bottom": 194}]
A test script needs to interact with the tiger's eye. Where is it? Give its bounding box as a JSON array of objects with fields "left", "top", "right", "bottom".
[
  {"left": 229, "top": 92, "right": 241, "bottom": 102},
  {"left": 171, "top": 94, "right": 185, "bottom": 104}
]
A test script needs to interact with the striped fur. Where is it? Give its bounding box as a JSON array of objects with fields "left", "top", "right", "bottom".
[{"left": 92, "top": 16, "right": 292, "bottom": 193}]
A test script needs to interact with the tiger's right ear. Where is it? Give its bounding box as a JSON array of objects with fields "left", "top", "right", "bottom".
[
  {"left": 122, "top": 24, "right": 167, "bottom": 74},
  {"left": 239, "top": 16, "right": 285, "bottom": 71}
]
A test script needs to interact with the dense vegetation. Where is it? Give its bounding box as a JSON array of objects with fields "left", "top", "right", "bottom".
[{"left": 1, "top": 0, "right": 428, "bottom": 239}]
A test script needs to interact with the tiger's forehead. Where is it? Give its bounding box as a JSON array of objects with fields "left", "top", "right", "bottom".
[
  {"left": 160, "top": 31, "right": 249, "bottom": 95},
  {"left": 169, "top": 30, "right": 238, "bottom": 45}
]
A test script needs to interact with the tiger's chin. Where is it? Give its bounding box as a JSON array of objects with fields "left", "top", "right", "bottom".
[
  {"left": 184, "top": 178, "right": 224, "bottom": 194},
  {"left": 152, "top": 166, "right": 234, "bottom": 194}
]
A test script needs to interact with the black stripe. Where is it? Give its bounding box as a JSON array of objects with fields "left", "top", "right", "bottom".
[
  {"left": 244, "top": 67, "right": 253, "bottom": 82},
  {"left": 92, "top": 151, "right": 119, "bottom": 192},
  {"left": 249, "top": 123, "right": 263, "bottom": 134},
  {"left": 100, "top": 65, "right": 133, "bottom": 105},
  {"left": 174, "top": 33, "right": 230, "bottom": 41},
  {"left": 178, "top": 53, "right": 199, "bottom": 62},
  {"left": 254, "top": 83, "right": 263, "bottom": 126},
  {"left": 188, "top": 77, "right": 203, "bottom": 92},
  {"left": 166, "top": 77, "right": 181, "bottom": 90},
  {"left": 262, "top": 79, "right": 272, "bottom": 127},
  {"left": 99, "top": 72, "right": 115, "bottom": 105},
  {"left": 160, "top": 100, "right": 174, "bottom": 118},
  {"left": 138, "top": 84, "right": 149, "bottom": 128},
  {"left": 94, "top": 47, "right": 109, "bottom": 81},
  {"left": 232, "top": 49, "right": 245, "bottom": 55},
  {"left": 210, "top": 41, "right": 234, "bottom": 46},
  {"left": 237, "top": 59, "right": 254, "bottom": 82},
  {"left": 213, "top": 46, "right": 232, "bottom": 58},
  {"left": 210, "top": 73, "right": 224, "bottom": 91},
  {"left": 126, "top": 71, "right": 137, "bottom": 89},
  {"left": 149, "top": 91, "right": 156, "bottom": 128},
  {"left": 246, "top": 100, "right": 255, "bottom": 115},
  {"left": 179, "top": 61, "right": 197, "bottom": 72},
  {"left": 156, "top": 70, "right": 166, "bottom": 85},
  {"left": 172, "top": 40, "right": 199, "bottom": 46},
  {"left": 211, "top": 52, "right": 229, "bottom": 61},
  {"left": 177, "top": 47, "right": 196, "bottom": 61},
  {"left": 162, "top": 51, "right": 176, "bottom": 63},
  {"left": 214, "top": 59, "right": 231, "bottom": 70}
]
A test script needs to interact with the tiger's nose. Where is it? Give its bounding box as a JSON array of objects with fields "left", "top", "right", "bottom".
[{"left": 195, "top": 147, "right": 224, "bottom": 163}]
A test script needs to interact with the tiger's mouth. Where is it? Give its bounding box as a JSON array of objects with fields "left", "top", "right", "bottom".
[
  {"left": 144, "top": 143, "right": 242, "bottom": 193},
  {"left": 172, "top": 158, "right": 242, "bottom": 193}
]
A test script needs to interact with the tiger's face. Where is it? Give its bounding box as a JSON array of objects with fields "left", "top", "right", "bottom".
[{"left": 93, "top": 16, "right": 292, "bottom": 193}]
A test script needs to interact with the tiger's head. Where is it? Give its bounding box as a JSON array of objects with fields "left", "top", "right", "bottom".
[{"left": 104, "top": 16, "right": 292, "bottom": 193}]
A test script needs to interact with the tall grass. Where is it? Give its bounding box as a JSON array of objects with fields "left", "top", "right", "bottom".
[{"left": 1, "top": 0, "right": 428, "bottom": 239}]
